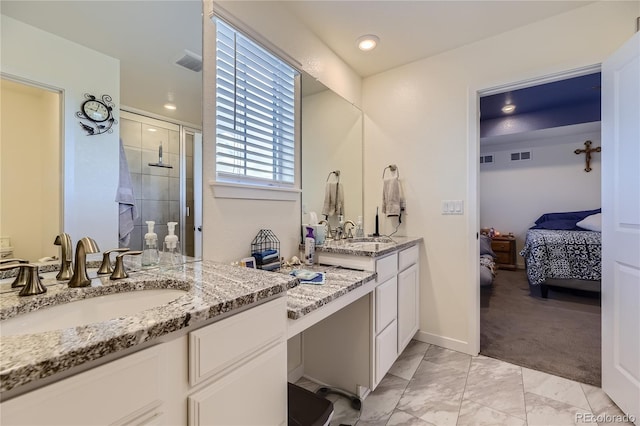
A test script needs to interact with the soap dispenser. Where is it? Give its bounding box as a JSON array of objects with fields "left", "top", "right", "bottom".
[
  {"left": 160, "top": 222, "right": 182, "bottom": 268},
  {"left": 355, "top": 216, "right": 364, "bottom": 238},
  {"left": 142, "top": 221, "right": 159, "bottom": 267}
]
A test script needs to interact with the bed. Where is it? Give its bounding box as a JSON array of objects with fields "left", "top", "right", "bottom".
[
  {"left": 479, "top": 235, "right": 497, "bottom": 287},
  {"left": 519, "top": 209, "right": 602, "bottom": 298}
]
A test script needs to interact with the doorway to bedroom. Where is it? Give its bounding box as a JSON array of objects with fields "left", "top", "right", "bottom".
[{"left": 477, "top": 69, "right": 603, "bottom": 386}]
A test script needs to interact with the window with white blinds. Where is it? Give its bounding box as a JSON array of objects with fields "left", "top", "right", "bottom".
[{"left": 215, "top": 18, "right": 298, "bottom": 187}]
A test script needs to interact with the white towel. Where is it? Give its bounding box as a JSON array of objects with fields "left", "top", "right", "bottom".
[
  {"left": 382, "top": 177, "right": 403, "bottom": 217},
  {"left": 115, "top": 139, "right": 138, "bottom": 246},
  {"left": 321, "top": 182, "right": 344, "bottom": 217}
]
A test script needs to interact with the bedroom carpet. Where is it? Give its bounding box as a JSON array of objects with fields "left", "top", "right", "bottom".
[{"left": 480, "top": 269, "right": 601, "bottom": 386}]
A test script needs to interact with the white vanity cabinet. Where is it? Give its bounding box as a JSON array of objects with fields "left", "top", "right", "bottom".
[
  {"left": 0, "top": 297, "right": 287, "bottom": 426},
  {"left": 313, "top": 240, "right": 421, "bottom": 392},
  {"left": 397, "top": 245, "right": 420, "bottom": 353},
  {"left": 371, "top": 245, "right": 419, "bottom": 385},
  {"left": 372, "top": 252, "right": 399, "bottom": 386},
  {"left": 186, "top": 296, "right": 287, "bottom": 426},
  {"left": 1, "top": 342, "right": 171, "bottom": 425}
]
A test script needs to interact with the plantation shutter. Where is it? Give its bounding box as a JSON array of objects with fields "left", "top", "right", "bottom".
[{"left": 215, "top": 18, "right": 298, "bottom": 186}]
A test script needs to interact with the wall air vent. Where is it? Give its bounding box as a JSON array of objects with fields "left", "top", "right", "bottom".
[
  {"left": 510, "top": 150, "right": 532, "bottom": 161},
  {"left": 175, "top": 50, "right": 202, "bottom": 72},
  {"left": 480, "top": 154, "right": 494, "bottom": 164}
]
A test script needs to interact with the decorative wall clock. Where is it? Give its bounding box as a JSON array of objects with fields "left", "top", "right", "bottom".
[{"left": 76, "top": 93, "right": 117, "bottom": 136}]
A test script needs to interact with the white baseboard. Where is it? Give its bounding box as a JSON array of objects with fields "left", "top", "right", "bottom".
[
  {"left": 287, "top": 363, "right": 305, "bottom": 383},
  {"left": 414, "top": 330, "right": 478, "bottom": 356}
]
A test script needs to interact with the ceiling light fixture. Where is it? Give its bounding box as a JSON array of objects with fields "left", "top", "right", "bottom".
[
  {"left": 357, "top": 34, "right": 379, "bottom": 51},
  {"left": 501, "top": 104, "right": 516, "bottom": 114},
  {"left": 164, "top": 103, "right": 177, "bottom": 111}
]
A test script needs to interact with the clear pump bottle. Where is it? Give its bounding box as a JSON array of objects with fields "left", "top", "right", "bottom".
[
  {"left": 142, "top": 221, "right": 159, "bottom": 267},
  {"left": 160, "top": 221, "right": 182, "bottom": 268},
  {"left": 355, "top": 216, "right": 364, "bottom": 238}
]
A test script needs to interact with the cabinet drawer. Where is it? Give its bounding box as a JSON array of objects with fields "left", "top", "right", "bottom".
[
  {"left": 398, "top": 245, "right": 419, "bottom": 272},
  {"left": 376, "top": 253, "right": 398, "bottom": 283},
  {"left": 189, "top": 297, "right": 286, "bottom": 387},
  {"left": 491, "top": 240, "right": 511, "bottom": 252},
  {"left": 495, "top": 252, "right": 512, "bottom": 265},
  {"left": 375, "top": 276, "right": 398, "bottom": 334}
]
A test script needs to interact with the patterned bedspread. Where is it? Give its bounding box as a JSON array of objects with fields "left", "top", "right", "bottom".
[{"left": 520, "top": 229, "right": 602, "bottom": 286}]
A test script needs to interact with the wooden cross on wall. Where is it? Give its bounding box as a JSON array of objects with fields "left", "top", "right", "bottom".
[{"left": 574, "top": 140, "right": 601, "bottom": 172}]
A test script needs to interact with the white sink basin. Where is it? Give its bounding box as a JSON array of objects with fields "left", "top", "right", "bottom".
[{"left": 0, "top": 289, "right": 187, "bottom": 336}]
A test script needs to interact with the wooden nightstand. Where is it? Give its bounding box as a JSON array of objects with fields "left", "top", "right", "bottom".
[{"left": 491, "top": 235, "right": 517, "bottom": 270}]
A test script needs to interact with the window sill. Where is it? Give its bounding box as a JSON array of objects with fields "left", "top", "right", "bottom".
[{"left": 210, "top": 180, "right": 301, "bottom": 201}]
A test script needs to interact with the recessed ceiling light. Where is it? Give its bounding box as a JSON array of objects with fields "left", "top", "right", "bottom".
[
  {"left": 501, "top": 104, "right": 516, "bottom": 114},
  {"left": 164, "top": 103, "right": 177, "bottom": 110},
  {"left": 147, "top": 128, "right": 157, "bottom": 132},
  {"left": 357, "top": 34, "right": 379, "bottom": 51}
]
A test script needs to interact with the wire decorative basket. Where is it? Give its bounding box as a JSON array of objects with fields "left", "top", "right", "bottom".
[{"left": 251, "top": 229, "right": 281, "bottom": 271}]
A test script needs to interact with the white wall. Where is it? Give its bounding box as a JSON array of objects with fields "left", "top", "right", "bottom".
[
  {"left": 201, "top": 1, "right": 363, "bottom": 263},
  {"left": 480, "top": 125, "right": 602, "bottom": 268},
  {"left": 215, "top": 1, "right": 362, "bottom": 108},
  {"left": 1, "top": 15, "right": 120, "bottom": 253},
  {"left": 362, "top": 1, "right": 637, "bottom": 353}
]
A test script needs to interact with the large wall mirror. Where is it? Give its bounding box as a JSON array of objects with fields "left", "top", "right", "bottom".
[
  {"left": 301, "top": 74, "right": 363, "bottom": 234},
  {"left": 1, "top": 1, "right": 363, "bottom": 262}
]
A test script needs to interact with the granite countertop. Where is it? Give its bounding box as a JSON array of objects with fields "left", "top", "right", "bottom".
[
  {"left": 0, "top": 260, "right": 298, "bottom": 395},
  {"left": 283, "top": 265, "right": 376, "bottom": 320},
  {"left": 314, "top": 236, "right": 422, "bottom": 257}
]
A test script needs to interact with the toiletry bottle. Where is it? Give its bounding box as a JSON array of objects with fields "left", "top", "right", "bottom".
[
  {"left": 304, "top": 226, "right": 315, "bottom": 266},
  {"left": 161, "top": 222, "right": 181, "bottom": 268},
  {"left": 355, "top": 216, "right": 364, "bottom": 238},
  {"left": 142, "top": 221, "right": 159, "bottom": 266}
]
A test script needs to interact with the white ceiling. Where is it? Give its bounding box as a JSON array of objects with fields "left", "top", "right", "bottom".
[
  {"left": 1, "top": 1, "right": 593, "bottom": 126},
  {"left": 282, "top": 1, "right": 594, "bottom": 77}
]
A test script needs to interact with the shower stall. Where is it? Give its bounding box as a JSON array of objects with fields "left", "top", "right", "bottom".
[{"left": 119, "top": 110, "right": 201, "bottom": 258}]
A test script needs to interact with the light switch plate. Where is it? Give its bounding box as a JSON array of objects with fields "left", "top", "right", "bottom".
[{"left": 442, "top": 200, "right": 464, "bottom": 215}]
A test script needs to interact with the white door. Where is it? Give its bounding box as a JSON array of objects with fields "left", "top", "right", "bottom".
[{"left": 601, "top": 31, "right": 640, "bottom": 422}]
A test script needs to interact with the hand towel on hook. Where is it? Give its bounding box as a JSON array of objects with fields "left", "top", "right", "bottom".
[
  {"left": 382, "top": 165, "right": 405, "bottom": 222},
  {"left": 322, "top": 182, "right": 344, "bottom": 217}
]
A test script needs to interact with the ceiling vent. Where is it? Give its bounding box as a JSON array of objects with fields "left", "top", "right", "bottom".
[{"left": 175, "top": 50, "right": 202, "bottom": 72}]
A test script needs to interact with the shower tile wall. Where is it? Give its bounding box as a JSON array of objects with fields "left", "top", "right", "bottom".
[{"left": 120, "top": 117, "right": 181, "bottom": 251}]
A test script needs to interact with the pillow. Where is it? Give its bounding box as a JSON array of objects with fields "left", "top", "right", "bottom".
[
  {"left": 534, "top": 208, "right": 601, "bottom": 225},
  {"left": 531, "top": 219, "right": 584, "bottom": 230},
  {"left": 576, "top": 213, "right": 602, "bottom": 232},
  {"left": 479, "top": 235, "right": 496, "bottom": 257},
  {"left": 532, "top": 208, "right": 601, "bottom": 230}
]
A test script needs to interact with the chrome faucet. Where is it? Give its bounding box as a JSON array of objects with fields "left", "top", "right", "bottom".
[
  {"left": 343, "top": 220, "right": 356, "bottom": 239},
  {"left": 0, "top": 263, "right": 47, "bottom": 296},
  {"left": 68, "top": 237, "right": 100, "bottom": 288},
  {"left": 54, "top": 233, "right": 73, "bottom": 280}
]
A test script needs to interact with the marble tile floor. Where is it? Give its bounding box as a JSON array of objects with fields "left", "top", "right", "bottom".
[{"left": 295, "top": 340, "right": 633, "bottom": 426}]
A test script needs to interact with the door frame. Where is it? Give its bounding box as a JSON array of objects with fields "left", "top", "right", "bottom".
[{"left": 466, "top": 63, "right": 602, "bottom": 355}]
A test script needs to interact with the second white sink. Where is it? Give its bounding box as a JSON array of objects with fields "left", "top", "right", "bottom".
[{"left": 0, "top": 289, "right": 187, "bottom": 336}]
